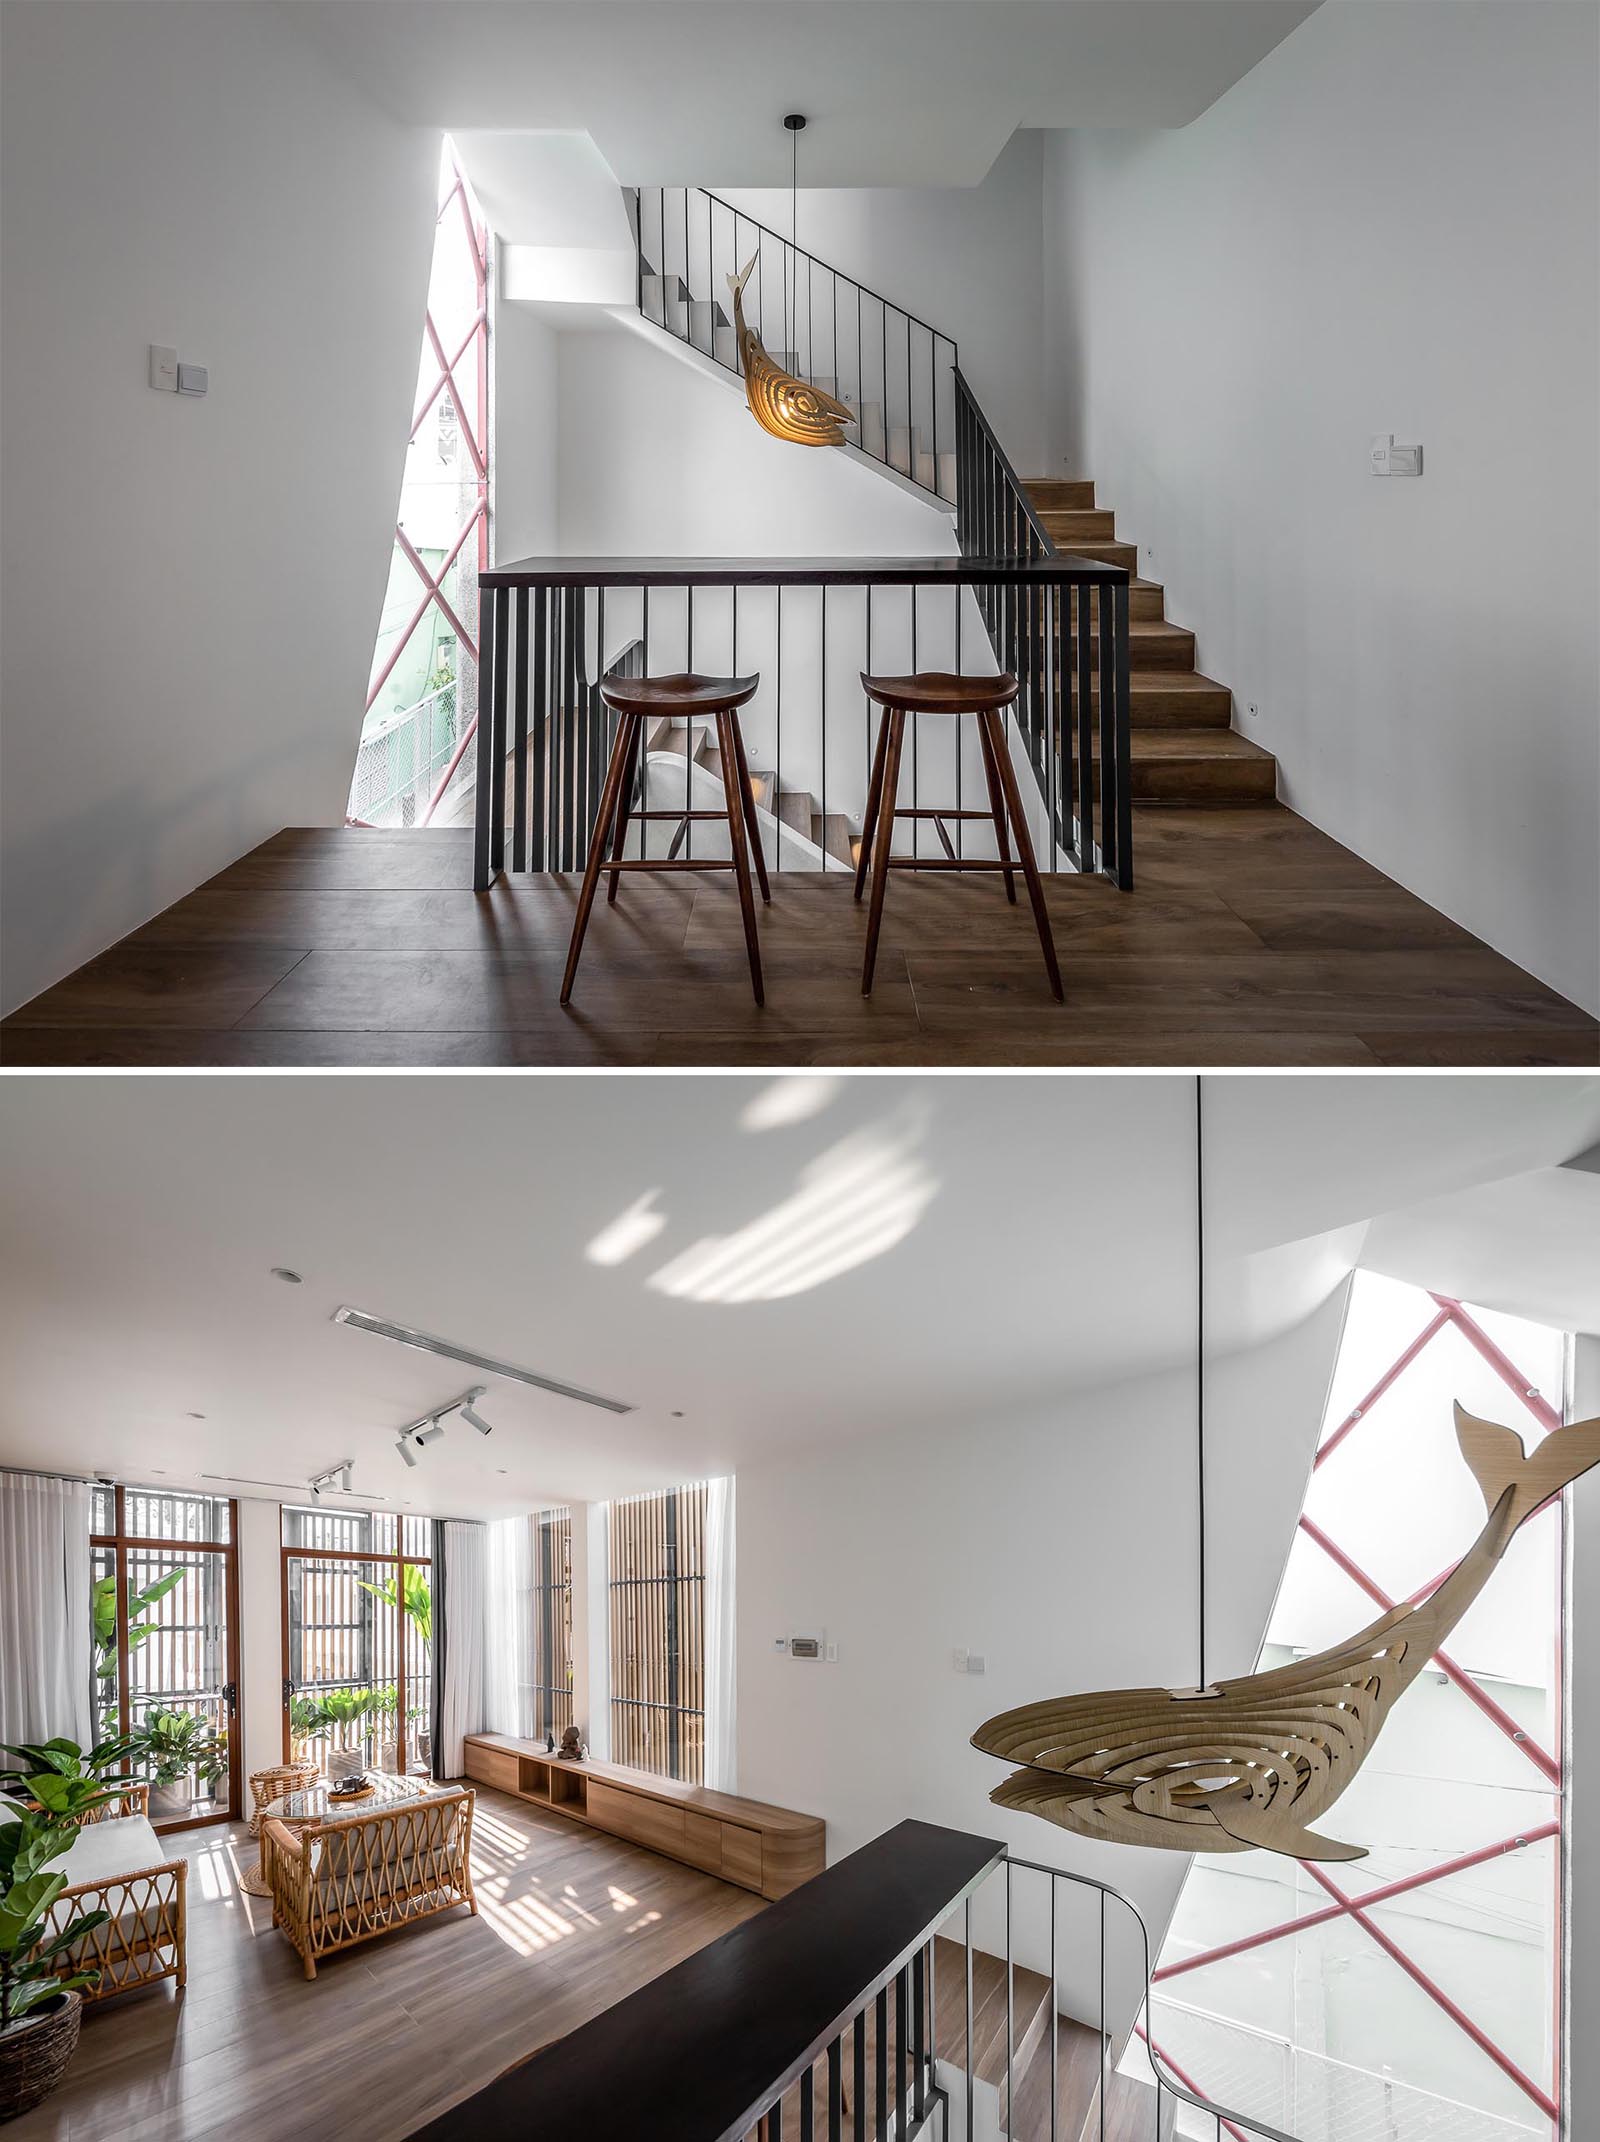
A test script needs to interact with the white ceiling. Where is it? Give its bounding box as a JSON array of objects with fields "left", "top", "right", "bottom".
[
  {"left": 281, "top": 1, "right": 1322, "bottom": 187},
  {"left": 1, "top": 1073, "right": 1595, "bottom": 1522}
]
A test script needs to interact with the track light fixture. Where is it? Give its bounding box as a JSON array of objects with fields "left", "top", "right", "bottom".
[
  {"left": 391, "top": 1387, "right": 493, "bottom": 1467},
  {"left": 309, "top": 1459, "right": 356, "bottom": 1499}
]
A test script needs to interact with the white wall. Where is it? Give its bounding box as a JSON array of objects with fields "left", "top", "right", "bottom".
[
  {"left": 1041, "top": 1, "right": 1600, "bottom": 1016},
  {"left": 236, "top": 1495, "right": 285, "bottom": 1785},
  {"left": 734, "top": 1285, "right": 1348, "bottom": 2028},
  {"left": 0, "top": 0, "right": 436, "bottom": 1015},
  {"left": 720, "top": 129, "right": 1047, "bottom": 472},
  {"left": 492, "top": 258, "right": 561, "bottom": 565}
]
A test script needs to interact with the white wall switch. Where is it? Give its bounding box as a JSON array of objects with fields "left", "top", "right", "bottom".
[
  {"left": 966, "top": 1653, "right": 986, "bottom": 1675},
  {"left": 149, "top": 344, "right": 178, "bottom": 393},
  {"left": 825, "top": 1641, "right": 838, "bottom": 1664},
  {"left": 1389, "top": 442, "right": 1423, "bottom": 476},
  {"left": 953, "top": 1647, "right": 968, "bottom": 1672},
  {"left": 176, "top": 362, "right": 208, "bottom": 397},
  {"left": 1369, "top": 433, "right": 1393, "bottom": 475}
]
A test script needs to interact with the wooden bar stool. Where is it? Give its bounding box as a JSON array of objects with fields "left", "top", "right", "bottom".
[
  {"left": 560, "top": 671, "right": 769, "bottom": 1007},
  {"left": 855, "top": 670, "right": 1063, "bottom": 1002}
]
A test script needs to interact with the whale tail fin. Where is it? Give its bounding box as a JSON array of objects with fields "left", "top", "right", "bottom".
[
  {"left": 1456, "top": 1402, "right": 1600, "bottom": 1532},
  {"left": 727, "top": 253, "right": 757, "bottom": 305}
]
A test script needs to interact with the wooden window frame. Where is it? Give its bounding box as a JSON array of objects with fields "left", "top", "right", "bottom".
[{"left": 279, "top": 1515, "right": 433, "bottom": 1778}]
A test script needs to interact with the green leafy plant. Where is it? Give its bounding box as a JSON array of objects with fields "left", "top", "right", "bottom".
[
  {"left": 288, "top": 1696, "right": 331, "bottom": 1744},
  {"left": 0, "top": 1735, "right": 143, "bottom": 1804},
  {"left": 90, "top": 1566, "right": 187, "bottom": 1685},
  {"left": 313, "top": 1688, "right": 374, "bottom": 1732},
  {"left": 0, "top": 1745, "right": 128, "bottom": 2030},
  {"left": 357, "top": 1566, "right": 432, "bottom": 1647},
  {"left": 136, "top": 1708, "right": 225, "bottom": 1796}
]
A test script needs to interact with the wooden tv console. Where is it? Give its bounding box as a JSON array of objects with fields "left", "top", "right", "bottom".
[{"left": 461, "top": 1733, "right": 825, "bottom": 1901}]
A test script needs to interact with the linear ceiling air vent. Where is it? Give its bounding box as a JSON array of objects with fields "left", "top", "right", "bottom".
[{"left": 332, "top": 1307, "right": 635, "bottom": 1414}]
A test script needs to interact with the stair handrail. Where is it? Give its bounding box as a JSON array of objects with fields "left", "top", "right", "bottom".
[
  {"left": 952, "top": 365, "right": 1055, "bottom": 560},
  {"left": 628, "top": 182, "right": 961, "bottom": 503},
  {"left": 1004, "top": 1850, "right": 1300, "bottom": 2142}
]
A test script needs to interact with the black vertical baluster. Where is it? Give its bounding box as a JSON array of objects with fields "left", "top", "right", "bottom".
[
  {"left": 512, "top": 586, "right": 529, "bottom": 872},
  {"left": 770, "top": 2097, "right": 783, "bottom": 2142},
  {"left": 881, "top": 299, "right": 887, "bottom": 469},
  {"left": 905, "top": 315, "right": 912, "bottom": 484},
  {"left": 775, "top": 585, "right": 782, "bottom": 868},
  {"left": 855, "top": 284, "right": 862, "bottom": 453},
  {"left": 930, "top": 329, "right": 938, "bottom": 496},
  {"left": 531, "top": 586, "right": 548, "bottom": 870},
  {"left": 1077, "top": 583, "right": 1094, "bottom": 868},
  {"left": 706, "top": 188, "right": 712, "bottom": 351},
  {"left": 827, "top": 2038, "right": 842, "bottom": 2142},
  {"left": 965, "top": 1898, "right": 975, "bottom": 2142},
  {"left": 853, "top": 2011, "right": 867, "bottom": 2142},
  {"left": 1112, "top": 576, "right": 1133, "bottom": 889},
  {"left": 1097, "top": 580, "right": 1115, "bottom": 875},
  {"left": 683, "top": 187, "right": 690, "bottom": 341},
  {"left": 684, "top": 584, "right": 693, "bottom": 860},
  {"left": 800, "top": 2055, "right": 813, "bottom": 2142},
  {"left": 875, "top": 1986, "right": 888, "bottom": 2141},
  {"left": 819, "top": 586, "right": 827, "bottom": 873},
  {"left": 473, "top": 586, "right": 496, "bottom": 891},
  {"left": 563, "top": 585, "right": 578, "bottom": 872},
  {"left": 489, "top": 586, "right": 509, "bottom": 875},
  {"left": 913, "top": 1939, "right": 927, "bottom": 2120},
  {"left": 832, "top": 268, "right": 838, "bottom": 406},
  {"left": 909, "top": 587, "right": 918, "bottom": 858},
  {"left": 894, "top": 1968, "right": 908, "bottom": 2142}
]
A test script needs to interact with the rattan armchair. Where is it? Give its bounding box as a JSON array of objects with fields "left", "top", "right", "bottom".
[{"left": 265, "top": 1786, "right": 476, "bottom": 1980}]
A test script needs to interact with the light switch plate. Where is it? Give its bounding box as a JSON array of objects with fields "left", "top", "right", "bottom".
[
  {"left": 1389, "top": 442, "right": 1423, "bottom": 476},
  {"left": 177, "top": 362, "right": 208, "bottom": 397},
  {"left": 149, "top": 344, "right": 178, "bottom": 393}
]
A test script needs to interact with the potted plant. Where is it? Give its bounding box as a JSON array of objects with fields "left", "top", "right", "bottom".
[
  {"left": 370, "top": 1686, "right": 400, "bottom": 1774},
  {"left": 288, "top": 1695, "right": 332, "bottom": 1773},
  {"left": 0, "top": 1753, "right": 121, "bottom": 2121},
  {"left": 137, "top": 1707, "right": 226, "bottom": 1822},
  {"left": 314, "top": 1689, "right": 373, "bottom": 1777}
]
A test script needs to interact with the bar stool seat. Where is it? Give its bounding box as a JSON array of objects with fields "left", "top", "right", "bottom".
[
  {"left": 560, "top": 671, "right": 769, "bottom": 1007},
  {"left": 855, "top": 668, "right": 1063, "bottom": 1002}
]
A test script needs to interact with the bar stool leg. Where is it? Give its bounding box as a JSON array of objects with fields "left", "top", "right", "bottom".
[
  {"left": 979, "top": 707, "right": 1064, "bottom": 1002},
  {"left": 716, "top": 709, "right": 764, "bottom": 1007},
  {"left": 560, "top": 715, "right": 637, "bottom": 1005},
  {"left": 606, "top": 714, "right": 645, "bottom": 906},
  {"left": 973, "top": 710, "right": 1018, "bottom": 905},
  {"left": 861, "top": 707, "right": 906, "bottom": 998},
  {"left": 726, "top": 714, "right": 771, "bottom": 904},
  {"left": 854, "top": 705, "right": 892, "bottom": 902}
]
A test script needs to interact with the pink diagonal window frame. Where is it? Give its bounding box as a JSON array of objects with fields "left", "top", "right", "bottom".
[
  {"left": 351, "top": 142, "right": 490, "bottom": 828},
  {"left": 1152, "top": 1289, "right": 1566, "bottom": 2131}
]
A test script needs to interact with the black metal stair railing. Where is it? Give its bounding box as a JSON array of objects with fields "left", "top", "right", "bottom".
[
  {"left": 954, "top": 367, "right": 1132, "bottom": 890},
  {"left": 403, "top": 1819, "right": 1292, "bottom": 2142},
  {"left": 628, "top": 186, "right": 959, "bottom": 505}
]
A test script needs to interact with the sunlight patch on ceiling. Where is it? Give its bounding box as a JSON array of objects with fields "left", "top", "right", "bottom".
[
  {"left": 585, "top": 1191, "right": 667, "bottom": 1267},
  {"left": 739, "top": 1075, "right": 844, "bottom": 1133},
  {"left": 647, "top": 1116, "right": 937, "bottom": 1304}
]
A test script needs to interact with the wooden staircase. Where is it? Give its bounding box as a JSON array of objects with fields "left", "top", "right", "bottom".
[
  {"left": 1024, "top": 478, "right": 1277, "bottom": 809},
  {"left": 653, "top": 716, "right": 853, "bottom": 865}
]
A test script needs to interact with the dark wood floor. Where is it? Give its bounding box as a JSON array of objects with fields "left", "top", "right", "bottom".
[
  {"left": 2, "top": 814, "right": 1593, "bottom": 1067},
  {"left": 10, "top": 1786, "right": 762, "bottom": 2142}
]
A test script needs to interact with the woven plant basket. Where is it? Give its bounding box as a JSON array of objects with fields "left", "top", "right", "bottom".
[{"left": 0, "top": 1988, "right": 82, "bottom": 2123}]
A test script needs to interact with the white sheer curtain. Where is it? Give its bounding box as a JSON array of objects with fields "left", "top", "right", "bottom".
[
  {"left": 438, "top": 1519, "right": 486, "bottom": 1778},
  {"left": 702, "top": 1475, "right": 737, "bottom": 1791},
  {"left": 0, "top": 1471, "right": 93, "bottom": 1748},
  {"left": 483, "top": 1515, "right": 537, "bottom": 1739}
]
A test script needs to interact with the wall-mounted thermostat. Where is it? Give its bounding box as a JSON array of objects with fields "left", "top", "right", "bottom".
[
  {"left": 1371, "top": 433, "right": 1422, "bottom": 477},
  {"left": 787, "top": 1629, "right": 824, "bottom": 1660}
]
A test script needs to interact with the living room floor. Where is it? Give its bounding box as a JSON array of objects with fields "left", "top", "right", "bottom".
[
  {"left": 3, "top": 815, "right": 1594, "bottom": 1067},
  {"left": 11, "top": 1786, "right": 762, "bottom": 2142}
]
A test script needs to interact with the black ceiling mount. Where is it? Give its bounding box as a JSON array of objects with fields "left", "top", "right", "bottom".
[{"left": 783, "top": 113, "right": 806, "bottom": 131}]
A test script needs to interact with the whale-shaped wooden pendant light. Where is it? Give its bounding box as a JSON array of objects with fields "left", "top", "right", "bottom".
[
  {"left": 973, "top": 1403, "right": 1600, "bottom": 1862},
  {"left": 974, "top": 1077, "right": 1600, "bottom": 1863},
  {"left": 729, "top": 114, "right": 855, "bottom": 451}
]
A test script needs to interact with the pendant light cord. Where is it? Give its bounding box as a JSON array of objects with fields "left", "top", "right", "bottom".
[
  {"left": 788, "top": 122, "right": 797, "bottom": 368},
  {"left": 1196, "top": 1073, "right": 1207, "bottom": 1691}
]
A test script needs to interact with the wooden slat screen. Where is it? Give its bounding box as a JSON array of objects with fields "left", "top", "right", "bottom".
[
  {"left": 532, "top": 1508, "right": 574, "bottom": 1738},
  {"left": 608, "top": 1482, "right": 707, "bottom": 1783}
]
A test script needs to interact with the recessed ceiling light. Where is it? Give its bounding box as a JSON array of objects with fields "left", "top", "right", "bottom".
[{"left": 271, "top": 1268, "right": 303, "bottom": 1285}]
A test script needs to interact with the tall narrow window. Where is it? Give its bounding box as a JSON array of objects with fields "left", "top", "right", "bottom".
[
  {"left": 1146, "top": 1273, "right": 1566, "bottom": 2142},
  {"left": 281, "top": 1507, "right": 433, "bottom": 1778},
  {"left": 91, "top": 1483, "right": 240, "bottom": 1831},
  {"left": 608, "top": 1483, "right": 707, "bottom": 1782},
  {"left": 531, "top": 1507, "right": 574, "bottom": 1738},
  {"left": 349, "top": 139, "right": 490, "bottom": 830}
]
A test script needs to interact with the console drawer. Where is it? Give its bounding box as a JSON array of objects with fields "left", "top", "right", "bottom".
[
  {"left": 587, "top": 1779, "right": 687, "bottom": 1858},
  {"left": 463, "top": 1740, "right": 521, "bottom": 1793}
]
